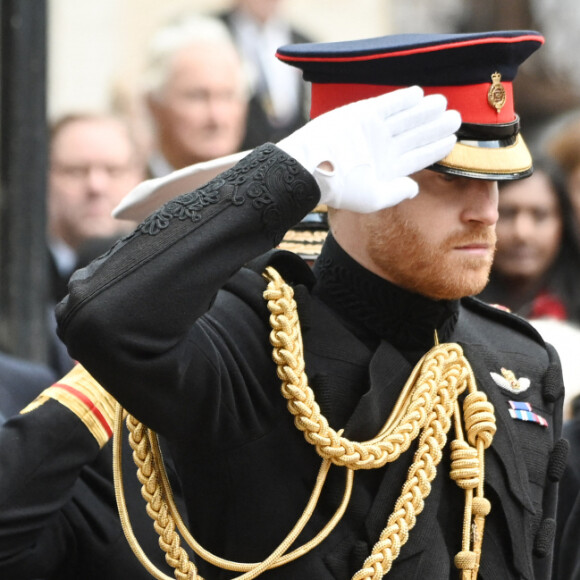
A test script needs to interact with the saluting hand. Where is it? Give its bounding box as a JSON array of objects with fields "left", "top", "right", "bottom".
[{"left": 277, "top": 86, "right": 461, "bottom": 213}]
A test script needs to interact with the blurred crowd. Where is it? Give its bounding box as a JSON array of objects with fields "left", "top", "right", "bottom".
[{"left": 2, "top": 1, "right": 580, "bottom": 578}]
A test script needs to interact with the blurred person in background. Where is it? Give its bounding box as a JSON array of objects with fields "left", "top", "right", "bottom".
[
  {"left": 217, "top": 0, "right": 311, "bottom": 149},
  {"left": 478, "top": 156, "right": 580, "bottom": 322},
  {"left": 545, "top": 112, "right": 580, "bottom": 227},
  {"left": 0, "top": 116, "right": 175, "bottom": 580},
  {"left": 6, "top": 112, "right": 165, "bottom": 571},
  {"left": 48, "top": 113, "right": 146, "bottom": 303},
  {"left": 141, "top": 14, "right": 249, "bottom": 178}
]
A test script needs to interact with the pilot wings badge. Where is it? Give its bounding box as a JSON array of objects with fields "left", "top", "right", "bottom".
[{"left": 490, "top": 367, "right": 531, "bottom": 394}]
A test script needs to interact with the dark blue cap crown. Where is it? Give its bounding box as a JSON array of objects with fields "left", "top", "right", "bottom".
[{"left": 276, "top": 30, "right": 543, "bottom": 87}]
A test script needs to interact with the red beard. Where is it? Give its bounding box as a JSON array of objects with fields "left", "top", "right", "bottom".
[{"left": 366, "top": 211, "right": 497, "bottom": 300}]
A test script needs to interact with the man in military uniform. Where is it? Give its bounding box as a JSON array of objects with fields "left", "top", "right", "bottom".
[{"left": 55, "top": 31, "right": 567, "bottom": 579}]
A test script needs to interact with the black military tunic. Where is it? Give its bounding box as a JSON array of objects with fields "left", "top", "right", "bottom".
[{"left": 56, "top": 144, "right": 566, "bottom": 579}]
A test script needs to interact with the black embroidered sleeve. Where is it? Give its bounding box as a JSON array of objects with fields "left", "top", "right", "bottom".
[
  {"left": 134, "top": 144, "right": 316, "bottom": 243},
  {"left": 56, "top": 144, "right": 319, "bottom": 343}
]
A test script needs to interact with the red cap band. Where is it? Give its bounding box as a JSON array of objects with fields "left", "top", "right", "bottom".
[{"left": 310, "top": 81, "right": 515, "bottom": 125}]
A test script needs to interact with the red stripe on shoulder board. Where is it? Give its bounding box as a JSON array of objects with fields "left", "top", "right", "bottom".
[
  {"left": 276, "top": 35, "right": 544, "bottom": 64},
  {"left": 53, "top": 382, "right": 113, "bottom": 438}
]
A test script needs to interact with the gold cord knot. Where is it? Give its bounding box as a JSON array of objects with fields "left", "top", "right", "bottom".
[
  {"left": 463, "top": 392, "right": 496, "bottom": 449},
  {"left": 450, "top": 440, "right": 480, "bottom": 490},
  {"left": 472, "top": 497, "right": 491, "bottom": 517}
]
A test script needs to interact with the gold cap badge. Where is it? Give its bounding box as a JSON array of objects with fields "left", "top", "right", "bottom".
[{"left": 487, "top": 72, "right": 506, "bottom": 113}]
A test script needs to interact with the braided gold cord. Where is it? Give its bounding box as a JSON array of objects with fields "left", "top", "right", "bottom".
[
  {"left": 114, "top": 266, "right": 496, "bottom": 580},
  {"left": 264, "top": 267, "right": 472, "bottom": 471},
  {"left": 115, "top": 404, "right": 356, "bottom": 579},
  {"left": 129, "top": 416, "right": 198, "bottom": 580},
  {"left": 113, "top": 405, "right": 193, "bottom": 580},
  {"left": 146, "top": 426, "right": 356, "bottom": 573},
  {"left": 353, "top": 404, "right": 451, "bottom": 579},
  {"left": 262, "top": 266, "right": 496, "bottom": 579}
]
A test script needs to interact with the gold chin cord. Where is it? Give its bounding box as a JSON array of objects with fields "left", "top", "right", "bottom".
[{"left": 113, "top": 266, "right": 496, "bottom": 580}]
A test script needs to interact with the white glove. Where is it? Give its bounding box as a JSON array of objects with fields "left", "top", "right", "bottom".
[
  {"left": 112, "top": 150, "right": 249, "bottom": 222},
  {"left": 277, "top": 86, "right": 461, "bottom": 213}
]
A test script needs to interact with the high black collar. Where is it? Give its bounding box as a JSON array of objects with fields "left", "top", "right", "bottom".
[{"left": 312, "top": 233, "right": 459, "bottom": 356}]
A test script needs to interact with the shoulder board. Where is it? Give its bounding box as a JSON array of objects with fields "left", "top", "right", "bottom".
[
  {"left": 245, "top": 249, "right": 315, "bottom": 288},
  {"left": 462, "top": 296, "right": 546, "bottom": 346}
]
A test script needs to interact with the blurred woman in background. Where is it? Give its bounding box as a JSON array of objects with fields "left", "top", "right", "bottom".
[{"left": 478, "top": 156, "right": 580, "bottom": 323}]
